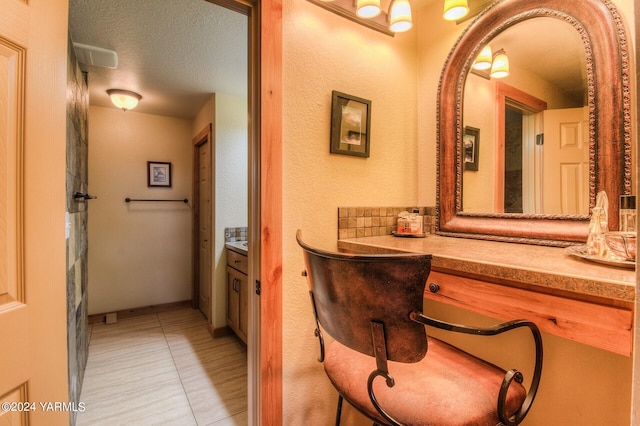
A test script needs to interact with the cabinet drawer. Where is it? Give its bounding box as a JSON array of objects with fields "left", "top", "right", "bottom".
[
  {"left": 227, "top": 249, "right": 248, "bottom": 274},
  {"left": 424, "top": 271, "right": 633, "bottom": 356}
]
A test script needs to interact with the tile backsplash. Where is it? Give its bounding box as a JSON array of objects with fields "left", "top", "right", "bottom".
[
  {"left": 225, "top": 226, "right": 248, "bottom": 242},
  {"left": 338, "top": 206, "right": 436, "bottom": 239}
]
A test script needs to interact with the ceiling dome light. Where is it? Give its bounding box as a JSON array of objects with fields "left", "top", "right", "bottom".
[
  {"left": 357, "top": 0, "right": 381, "bottom": 18},
  {"left": 472, "top": 45, "right": 493, "bottom": 70},
  {"left": 490, "top": 50, "right": 510, "bottom": 79},
  {"left": 107, "top": 89, "right": 142, "bottom": 111},
  {"left": 443, "top": 0, "right": 469, "bottom": 21},
  {"left": 389, "top": 0, "right": 412, "bottom": 32}
]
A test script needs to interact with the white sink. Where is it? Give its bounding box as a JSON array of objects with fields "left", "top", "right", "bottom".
[{"left": 226, "top": 241, "right": 248, "bottom": 252}]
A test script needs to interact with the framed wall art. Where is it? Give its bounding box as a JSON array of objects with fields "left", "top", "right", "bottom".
[
  {"left": 330, "top": 91, "right": 371, "bottom": 158},
  {"left": 463, "top": 126, "right": 480, "bottom": 171},
  {"left": 147, "top": 161, "right": 172, "bottom": 187}
]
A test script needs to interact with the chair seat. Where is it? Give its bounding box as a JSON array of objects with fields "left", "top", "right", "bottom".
[{"left": 324, "top": 336, "right": 527, "bottom": 426}]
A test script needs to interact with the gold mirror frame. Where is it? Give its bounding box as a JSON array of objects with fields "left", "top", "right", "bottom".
[{"left": 437, "top": 0, "right": 632, "bottom": 246}]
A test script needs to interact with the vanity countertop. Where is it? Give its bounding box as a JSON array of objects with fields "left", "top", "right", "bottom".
[
  {"left": 225, "top": 241, "right": 248, "bottom": 255},
  {"left": 338, "top": 234, "right": 636, "bottom": 304}
]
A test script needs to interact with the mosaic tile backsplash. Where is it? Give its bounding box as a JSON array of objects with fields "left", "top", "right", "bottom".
[
  {"left": 338, "top": 207, "right": 437, "bottom": 239},
  {"left": 225, "top": 227, "right": 248, "bottom": 242}
]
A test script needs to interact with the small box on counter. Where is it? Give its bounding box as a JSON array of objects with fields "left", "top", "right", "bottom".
[{"left": 396, "top": 214, "right": 423, "bottom": 235}]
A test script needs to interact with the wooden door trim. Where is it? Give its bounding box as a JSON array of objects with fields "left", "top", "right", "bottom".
[
  {"left": 192, "top": 123, "right": 212, "bottom": 310},
  {"left": 205, "top": 0, "right": 283, "bottom": 422},
  {"left": 494, "top": 82, "right": 547, "bottom": 213},
  {"left": 259, "top": 0, "right": 283, "bottom": 423}
]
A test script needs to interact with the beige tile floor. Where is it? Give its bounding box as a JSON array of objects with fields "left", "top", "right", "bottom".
[{"left": 76, "top": 307, "right": 247, "bottom": 426}]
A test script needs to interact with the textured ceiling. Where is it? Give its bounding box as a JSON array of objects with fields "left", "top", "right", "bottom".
[{"left": 68, "top": 0, "right": 248, "bottom": 119}]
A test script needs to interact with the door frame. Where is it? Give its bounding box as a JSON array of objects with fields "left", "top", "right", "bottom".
[{"left": 205, "top": 0, "right": 282, "bottom": 423}]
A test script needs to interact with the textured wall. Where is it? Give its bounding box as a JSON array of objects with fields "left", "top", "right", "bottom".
[
  {"left": 87, "top": 106, "right": 193, "bottom": 314},
  {"left": 282, "top": 0, "right": 419, "bottom": 423}
]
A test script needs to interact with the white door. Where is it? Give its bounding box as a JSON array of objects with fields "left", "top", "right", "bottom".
[
  {"left": 0, "top": 1, "right": 69, "bottom": 425},
  {"left": 542, "top": 107, "right": 589, "bottom": 215}
]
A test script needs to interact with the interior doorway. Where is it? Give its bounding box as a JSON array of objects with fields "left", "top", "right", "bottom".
[
  {"left": 495, "top": 81, "right": 547, "bottom": 213},
  {"left": 68, "top": 0, "right": 263, "bottom": 422}
]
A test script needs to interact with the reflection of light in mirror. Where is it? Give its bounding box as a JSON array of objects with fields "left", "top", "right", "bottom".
[
  {"left": 490, "top": 50, "right": 509, "bottom": 78},
  {"left": 472, "top": 45, "right": 492, "bottom": 70}
]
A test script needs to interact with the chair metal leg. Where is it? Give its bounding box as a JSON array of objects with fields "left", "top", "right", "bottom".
[{"left": 335, "top": 395, "right": 344, "bottom": 426}]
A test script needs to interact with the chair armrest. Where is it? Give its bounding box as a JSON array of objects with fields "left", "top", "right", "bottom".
[{"left": 410, "top": 311, "right": 543, "bottom": 426}]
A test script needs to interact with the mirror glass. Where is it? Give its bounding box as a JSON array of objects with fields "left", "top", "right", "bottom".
[{"left": 462, "top": 18, "right": 588, "bottom": 215}]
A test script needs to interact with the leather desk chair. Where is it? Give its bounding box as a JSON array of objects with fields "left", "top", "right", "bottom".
[{"left": 297, "top": 230, "right": 542, "bottom": 426}]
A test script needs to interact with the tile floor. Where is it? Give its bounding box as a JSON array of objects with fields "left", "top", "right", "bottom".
[{"left": 76, "top": 307, "right": 247, "bottom": 426}]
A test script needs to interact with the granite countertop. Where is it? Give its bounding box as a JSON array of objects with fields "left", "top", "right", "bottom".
[
  {"left": 225, "top": 241, "right": 248, "bottom": 255},
  {"left": 337, "top": 234, "right": 636, "bottom": 304}
]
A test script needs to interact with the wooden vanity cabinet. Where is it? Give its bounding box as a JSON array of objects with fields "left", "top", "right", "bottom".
[
  {"left": 424, "top": 270, "right": 632, "bottom": 356},
  {"left": 227, "top": 248, "right": 248, "bottom": 343}
]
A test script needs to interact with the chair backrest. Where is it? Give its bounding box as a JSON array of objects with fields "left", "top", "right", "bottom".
[{"left": 297, "top": 231, "right": 432, "bottom": 363}]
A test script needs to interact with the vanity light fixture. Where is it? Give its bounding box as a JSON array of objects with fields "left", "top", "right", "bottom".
[
  {"left": 306, "top": 0, "right": 412, "bottom": 35},
  {"left": 443, "top": 0, "right": 469, "bottom": 21},
  {"left": 355, "top": 0, "right": 412, "bottom": 32},
  {"left": 490, "top": 49, "right": 510, "bottom": 79},
  {"left": 356, "top": 0, "right": 381, "bottom": 18},
  {"left": 107, "top": 89, "right": 142, "bottom": 111},
  {"left": 388, "top": 0, "right": 413, "bottom": 32}
]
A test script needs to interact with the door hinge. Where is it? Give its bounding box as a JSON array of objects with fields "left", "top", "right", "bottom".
[{"left": 255, "top": 280, "right": 261, "bottom": 295}]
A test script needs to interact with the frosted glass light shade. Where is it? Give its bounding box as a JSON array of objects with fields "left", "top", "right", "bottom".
[
  {"left": 472, "top": 45, "right": 493, "bottom": 70},
  {"left": 443, "top": 0, "right": 469, "bottom": 21},
  {"left": 357, "top": 0, "right": 381, "bottom": 18},
  {"left": 389, "top": 0, "right": 412, "bottom": 32},
  {"left": 490, "top": 51, "right": 510, "bottom": 78},
  {"left": 107, "top": 89, "right": 142, "bottom": 111}
]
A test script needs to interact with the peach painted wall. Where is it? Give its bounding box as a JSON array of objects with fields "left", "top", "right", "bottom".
[
  {"left": 87, "top": 106, "right": 193, "bottom": 314},
  {"left": 282, "top": 0, "right": 419, "bottom": 423}
]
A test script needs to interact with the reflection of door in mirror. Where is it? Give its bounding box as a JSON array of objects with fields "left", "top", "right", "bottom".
[
  {"left": 497, "top": 86, "right": 547, "bottom": 214},
  {"left": 542, "top": 107, "right": 589, "bottom": 215}
]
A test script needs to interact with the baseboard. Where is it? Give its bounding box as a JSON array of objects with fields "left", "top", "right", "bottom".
[
  {"left": 210, "top": 324, "right": 232, "bottom": 338},
  {"left": 88, "top": 300, "right": 193, "bottom": 324}
]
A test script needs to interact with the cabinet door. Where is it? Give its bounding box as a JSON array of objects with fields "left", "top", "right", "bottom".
[
  {"left": 227, "top": 266, "right": 240, "bottom": 331},
  {"left": 227, "top": 265, "right": 248, "bottom": 344},
  {"left": 238, "top": 272, "right": 249, "bottom": 342}
]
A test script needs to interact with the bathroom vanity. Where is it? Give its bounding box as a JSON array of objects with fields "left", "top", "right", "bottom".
[
  {"left": 338, "top": 235, "right": 635, "bottom": 356},
  {"left": 226, "top": 242, "right": 249, "bottom": 343}
]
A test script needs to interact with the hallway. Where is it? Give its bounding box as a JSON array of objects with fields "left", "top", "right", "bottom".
[{"left": 76, "top": 307, "right": 247, "bottom": 425}]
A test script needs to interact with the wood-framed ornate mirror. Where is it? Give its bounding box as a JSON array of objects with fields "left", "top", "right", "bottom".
[{"left": 437, "top": 0, "right": 632, "bottom": 246}]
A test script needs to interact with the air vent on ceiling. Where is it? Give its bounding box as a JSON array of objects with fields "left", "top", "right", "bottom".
[{"left": 72, "top": 43, "right": 118, "bottom": 69}]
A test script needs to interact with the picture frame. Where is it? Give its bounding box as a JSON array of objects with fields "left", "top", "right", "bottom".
[
  {"left": 147, "top": 161, "right": 172, "bottom": 187},
  {"left": 330, "top": 91, "right": 371, "bottom": 158},
  {"left": 463, "top": 126, "right": 480, "bottom": 171}
]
